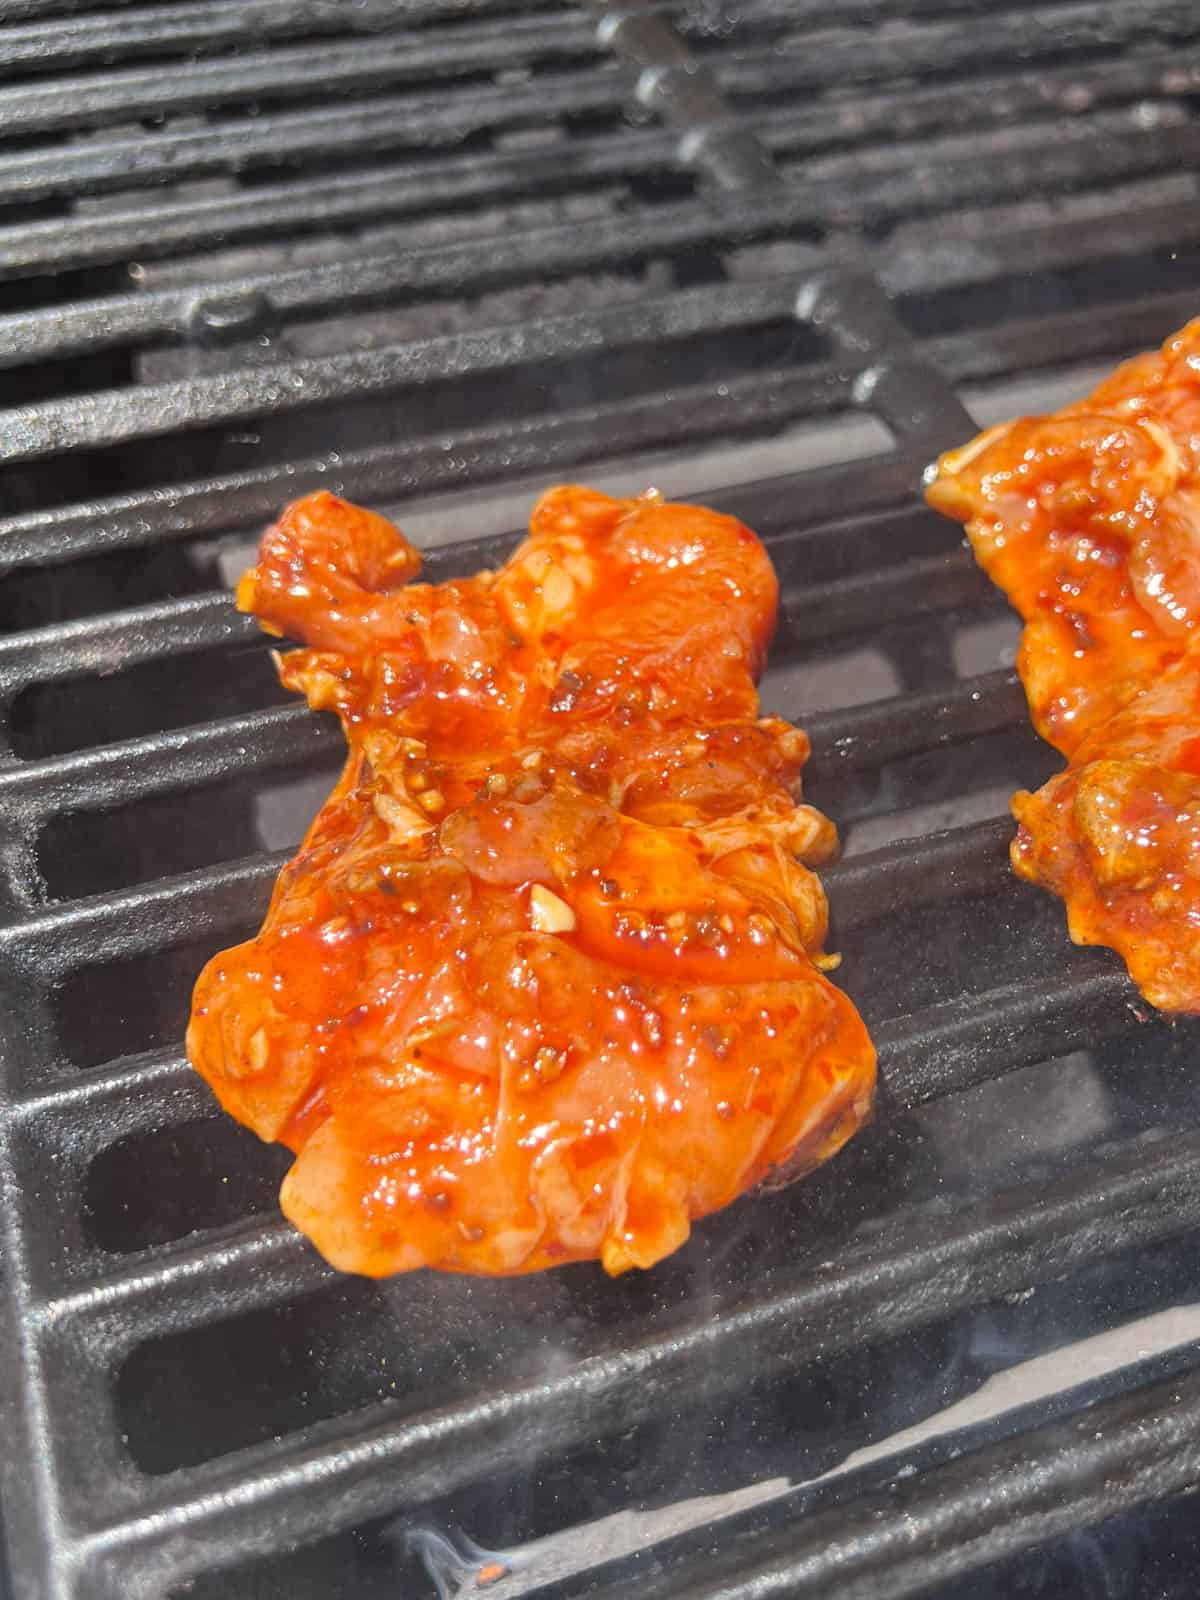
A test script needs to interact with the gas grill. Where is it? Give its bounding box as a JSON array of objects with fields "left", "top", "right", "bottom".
[{"left": 4, "top": 2, "right": 1200, "bottom": 1597}]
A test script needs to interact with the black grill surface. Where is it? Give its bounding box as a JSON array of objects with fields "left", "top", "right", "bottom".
[{"left": 3, "top": 3, "right": 1200, "bottom": 1598}]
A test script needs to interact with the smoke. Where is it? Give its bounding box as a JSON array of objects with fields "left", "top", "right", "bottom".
[{"left": 399, "top": 1525, "right": 513, "bottom": 1600}]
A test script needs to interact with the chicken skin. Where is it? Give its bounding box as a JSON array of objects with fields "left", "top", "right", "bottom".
[
  {"left": 187, "top": 486, "right": 875, "bottom": 1276},
  {"left": 926, "top": 318, "right": 1200, "bottom": 1011}
]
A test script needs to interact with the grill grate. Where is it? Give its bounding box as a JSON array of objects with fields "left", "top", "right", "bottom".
[{"left": 3, "top": 2, "right": 1200, "bottom": 1597}]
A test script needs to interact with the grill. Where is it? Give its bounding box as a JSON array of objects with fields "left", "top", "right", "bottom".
[{"left": 4, "top": 2, "right": 1200, "bottom": 1597}]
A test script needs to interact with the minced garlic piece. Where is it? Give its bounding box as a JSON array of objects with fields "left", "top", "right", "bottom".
[{"left": 529, "top": 883, "right": 576, "bottom": 933}]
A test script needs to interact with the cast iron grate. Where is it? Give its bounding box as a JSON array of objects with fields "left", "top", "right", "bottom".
[{"left": 3, "top": 2, "right": 1200, "bottom": 1597}]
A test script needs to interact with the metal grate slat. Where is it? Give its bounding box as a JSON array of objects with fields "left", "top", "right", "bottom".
[
  {"left": 711, "top": 0, "right": 1200, "bottom": 101},
  {"left": 5, "top": 274, "right": 1194, "bottom": 493},
  {"left": 12, "top": 107, "right": 1197, "bottom": 375},
  {"left": 0, "top": 127, "right": 679, "bottom": 278},
  {"left": 880, "top": 968, "right": 1137, "bottom": 1109},
  {"left": 0, "top": 275, "right": 817, "bottom": 462},
  {"left": 0, "top": 593, "right": 254, "bottom": 692},
  {"left": 805, "top": 671, "right": 1026, "bottom": 773},
  {"left": 0, "top": 0, "right": 570, "bottom": 77},
  {"left": 0, "top": 705, "right": 334, "bottom": 821},
  {"left": 0, "top": 188, "right": 819, "bottom": 371},
  {"left": 0, "top": 276, "right": 1188, "bottom": 473},
  {"left": 0, "top": 17, "right": 606, "bottom": 140},
  {"left": 0, "top": 47, "right": 1190, "bottom": 285},
  {"left": 0, "top": 0, "right": 536, "bottom": 28},
  {"left": 0, "top": 851, "right": 284, "bottom": 972},
  {"left": 758, "top": 49, "right": 1200, "bottom": 162},
  {"left": 0, "top": 77, "right": 652, "bottom": 207}
]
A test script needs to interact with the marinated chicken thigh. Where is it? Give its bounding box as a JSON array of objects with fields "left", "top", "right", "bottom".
[
  {"left": 188, "top": 487, "right": 875, "bottom": 1275},
  {"left": 927, "top": 318, "right": 1200, "bottom": 1011}
]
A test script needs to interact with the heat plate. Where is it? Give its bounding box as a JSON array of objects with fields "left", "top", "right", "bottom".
[{"left": 4, "top": 2, "right": 1200, "bottom": 1598}]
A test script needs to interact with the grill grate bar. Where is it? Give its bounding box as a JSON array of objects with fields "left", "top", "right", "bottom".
[
  {"left": 0, "top": 275, "right": 811, "bottom": 463},
  {"left": 10, "top": 1046, "right": 198, "bottom": 1130},
  {"left": 0, "top": 0, "right": 536, "bottom": 28},
  {"left": 0, "top": 1118, "right": 72, "bottom": 1600},
  {"left": 0, "top": 592, "right": 254, "bottom": 695},
  {"left": 713, "top": 0, "right": 1200, "bottom": 99},
  {"left": 761, "top": 49, "right": 1200, "bottom": 163},
  {"left": 58, "top": 1121, "right": 1200, "bottom": 1598},
  {"left": 793, "top": 111, "right": 1200, "bottom": 247},
  {"left": 0, "top": 127, "right": 680, "bottom": 280},
  {"left": 723, "top": 0, "right": 1088, "bottom": 20},
  {"left": 805, "top": 670, "right": 1026, "bottom": 773},
  {"left": 0, "top": 49, "right": 1193, "bottom": 286},
  {"left": 4, "top": 274, "right": 1194, "bottom": 472},
  {"left": 787, "top": 549, "right": 992, "bottom": 646},
  {"left": 0, "top": 79, "right": 656, "bottom": 208},
  {"left": 0, "top": 0, "right": 156, "bottom": 18},
  {"left": 883, "top": 187, "right": 1200, "bottom": 300},
  {"left": 40, "top": 1214, "right": 320, "bottom": 1333},
  {"left": 824, "top": 814, "right": 1015, "bottom": 923},
  {"left": 0, "top": 705, "right": 336, "bottom": 821},
  {"left": 0, "top": 852, "right": 284, "bottom": 973},
  {"left": 0, "top": 0, "right": 1032, "bottom": 32},
  {"left": 0, "top": 16, "right": 605, "bottom": 140},
  {"left": 880, "top": 968, "right": 1136, "bottom": 1109},
  {"left": 938, "top": 285, "right": 1200, "bottom": 386},
  {"left": 12, "top": 107, "right": 1199, "bottom": 373},
  {"left": 0, "top": 187, "right": 821, "bottom": 372},
  {"left": 0, "top": 0, "right": 572, "bottom": 79}
]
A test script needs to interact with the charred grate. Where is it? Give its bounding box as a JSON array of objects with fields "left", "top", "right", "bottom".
[{"left": 2, "top": 2, "right": 1200, "bottom": 1598}]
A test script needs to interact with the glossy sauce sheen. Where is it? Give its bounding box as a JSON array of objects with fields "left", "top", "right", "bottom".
[
  {"left": 187, "top": 487, "right": 876, "bottom": 1276},
  {"left": 926, "top": 318, "right": 1200, "bottom": 1011}
]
